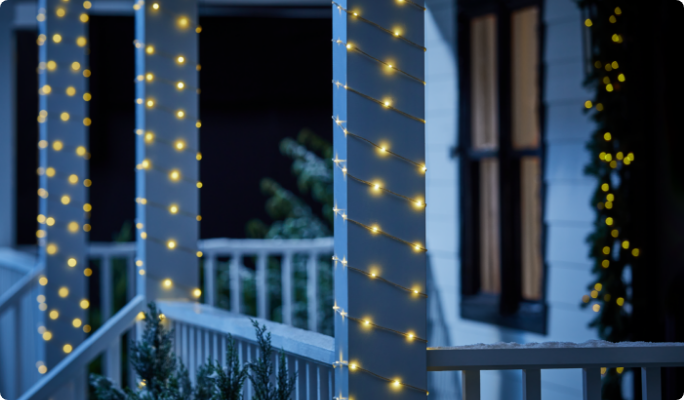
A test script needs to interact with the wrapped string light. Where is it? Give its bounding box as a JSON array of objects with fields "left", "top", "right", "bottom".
[
  {"left": 333, "top": 80, "right": 425, "bottom": 124},
  {"left": 332, "top": 360, "right": 429, "bottom": 394},
  {"left": 333, "top": 40, "right": 425, "bottom": 85},
  {"left": 331, "top": 2, "right": 426, "bottom": 51},
  {"left": 334, "top": 306, "right": 427, "bottom": 342},
  {"left": 333, "top": 256, "right": 427, "bottom": 297},
  {"left": 333, "top": 117, "right": 427, "bottom": 173},
  {"left": 333, "top": 162, "right": 426, "bottom": 208},
  {"left": 333, "top": 207, "right": 426, "bottom": 252}
]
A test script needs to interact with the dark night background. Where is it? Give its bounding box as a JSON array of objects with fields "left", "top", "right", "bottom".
[{"left": 15, "top": 13, "right": 332, "bottom": 244}]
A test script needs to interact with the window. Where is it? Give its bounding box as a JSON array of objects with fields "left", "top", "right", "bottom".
[{"left": 457, "top": 1, "right": 546, "bottom": 333}]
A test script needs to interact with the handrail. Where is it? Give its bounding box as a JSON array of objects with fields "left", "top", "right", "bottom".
[
  {"left": 0, "top": 264, "right": 43, "bottom": 315},
  {"left": 199, "top": 237, "right": 334, "bottom": 253},
  {"left": 426, "top": 341, "right": 684, "bottom": 371},
  {"left": 0, "top": 247, "right": 37, "bottom": 273},
  {"left": 158, "top": 301, "right": 335, "bottom": 366},
  {"left": 18, "top": 295, "right": 146, "bottom": 400}
]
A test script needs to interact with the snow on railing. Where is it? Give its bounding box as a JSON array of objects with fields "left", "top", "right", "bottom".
[
  {"left": 427, "top": 340, "right": 684, "bottom": 400},
  {"left": 159, "top": 301, "right": 334, "bottom": 400}
]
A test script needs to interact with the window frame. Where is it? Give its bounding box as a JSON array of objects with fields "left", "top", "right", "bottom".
[{"left": 456, "top": 0, "right": 548, "bottom": 334}]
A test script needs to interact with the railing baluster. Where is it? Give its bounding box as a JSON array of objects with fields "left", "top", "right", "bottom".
[
  {"left": 297, "top": 359, "right": 307, "bottom": 400},
  {"left": 282, "top": 252, "right": 293, "bottom": 326},
  {"left": 308, "top": 362, "right": 317, "bottom": 400},
  {"left": 523, "top": 369, "right": 541, "bottom": 400},
  {"left": 189, "top": 326, "right": 196, "bottom": 385},
  {"left": 205, "top": 254, "right": 215, "bottom": 307},
  {"left": 462, "top": 370, "right": 480, "bottom": 400},
  {"left": 582, "top": 368, "right": 601, "bottom": 400},
  {"left": 306, "top": 253, "right": 318, "bottom": 332},
  {"left": 126, "top": 254, "right": 135, "bottom": 301},
  {"left": 230, "top": 253, "right": 241, "bottom": 314},
  {"left": 14, "top": 300, "right": 22, "bottom": 396},
  {"left": 641, "top": 367, "right": 662, "bottom": 400},
  {"left": 256, "top": 252, "right": 268, "bottom": 320},
  {"left": 101, "top": 256, "right": 121, "bottom": 385}
]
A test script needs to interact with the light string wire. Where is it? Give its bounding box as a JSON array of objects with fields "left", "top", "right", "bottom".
[
  {"left": 139, "top": 164, "right": 197, "bottom": 186},
  {"left": 333, "top": 40, "right": 425, "bottom": 85},
  {"left": 144, "top": 45, "right": 198, "bottom": 65},
  {"left": 144, "top": 133, "right": 199, "bottom": 154},
  {"left": 396, "top": 0, "right": 426, "bottom": 11},
  {"left": 332, "top": 116, "right": 427, "bottom": 172},
  {"left": 139, "top": 73, "right": 199, "bottom": 92},
  {"left": 332, "top": 361, "right": 429, "bottom": 394},
  {"left": 333, "top": 208, "right": 427, "bottom": 252},
  {"left": 146, "top": 199, "right": 199, "bottom": 219},
  {"left": 338, "top": 164, "right": 427, "bottom": 208},
  {"left": 331, "top": 2, "right": 426, "bottom": 52},
  {"left": 147, "top": 235, "right": 197, "bottom": 255},
  {"left": 333, "top": 80, "right": 425, "bottom": 124},
  {"left": 333, "top": 307, "right": 427, "bottom": 343},
  {"left": 332, "top": 256, "right": 427, "bottom": 298}
]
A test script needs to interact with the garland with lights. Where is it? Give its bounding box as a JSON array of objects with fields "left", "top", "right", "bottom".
[{"left": 578, "top": 2, "right": 638, "bottom": 398}]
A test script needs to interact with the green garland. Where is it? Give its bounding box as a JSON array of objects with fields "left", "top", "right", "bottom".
[{"left": 578, "top": 1, "right": 639, "bottom": 398}]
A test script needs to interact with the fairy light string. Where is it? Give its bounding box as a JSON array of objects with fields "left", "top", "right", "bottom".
[
  {"left": 333, "top": 0, "right": 427, "bottom": 396},
  {"left": 334, "top": 208, "right": 426, "bottom": 252},
  {"left": 332, "top": 361, "right": 429, "bottom": 395},
  {"left": 334, "top": 40, "right": 425, "bottom": 85},
  {"left": 332, "top": 256, "right": 427, "bottom": 298},
  {"left": 331, "top": 1, "right": 426, "bottom": 51},
  {"left": 332, "top": 116, "right": 427, "bottom": 172},
  {"left": 333, "top": 80, "right": 425, "bottom": 124}
]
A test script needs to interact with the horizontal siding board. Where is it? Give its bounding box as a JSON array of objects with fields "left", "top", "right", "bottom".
[
  {"left": 544, "top": 142, "right": 592, "bottom": 181},
  {"left": 546, "top": 224, "right": 593, "bottom": 265},
  {"left": 544, "top": 0, "right": 582, "bottom": 23},
  {"left": 545, "top": 103, "right": 594, "bottom": 142},
  {"left": 545, "top": 182, "right": 595, "bottom": 223},
  {"left": 547, "top": 266, "right": 594, "bottom": 306},
  {"left": 544, "top": 20, "right": 583, "bottom": 65},
  {"left": 544, "top": 62, "right": 593, "bottom": 103}
]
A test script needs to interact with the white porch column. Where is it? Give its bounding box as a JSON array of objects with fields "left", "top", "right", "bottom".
[
  {"left": 135, "top": 0, "right": 200, "bottom": 301},
  {"left": 332, "top": 1, "right": 427, "bottom": 399},
  {"left": 37, "top": 0, "right": 89, "bottom": 385}
]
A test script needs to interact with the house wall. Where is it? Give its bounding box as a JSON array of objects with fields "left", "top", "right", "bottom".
[{"left": 424, "top": 0, "right": 604, "bottom": 398}]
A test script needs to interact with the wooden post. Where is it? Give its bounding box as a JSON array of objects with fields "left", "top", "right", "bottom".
[
  {"left": 332, "top": 1, "right": 427, "bottom": 399},
  {"left": 37, "top": 0, "right": 88, "bottom": 384},
  {"left": 134, "top": 0, "right": 200, "bottom": 302}
]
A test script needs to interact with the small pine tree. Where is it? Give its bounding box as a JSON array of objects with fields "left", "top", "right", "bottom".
[
  {"left": 90, "top": 302, "right": 193, "bottom": 400},
  {"left": 249, "top": 320, "right": 296, "bottom": 400},
  {"left": 212, "top": 335, "right": 248, "bottom": 400}
]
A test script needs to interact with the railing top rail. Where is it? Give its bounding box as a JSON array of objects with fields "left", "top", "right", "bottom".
[
  {"left": 18, "top": 296, "right": 146, "bottom": 400},
  {"left": 427, "top": 341, "right": 684, "bottom": 371},
  {"left": 158, "top": 301, "right": 335, "bottom": 366},
  {"left": 87, "top": 241, "right": 136, "bottom": 256},
  {"left": 199, "top": 237, "right": 334, "bottom": 254},
  {"left": 0, "top": 247, "right": 38, "bottom": 273}
]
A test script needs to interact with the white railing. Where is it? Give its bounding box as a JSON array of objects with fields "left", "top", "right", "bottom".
[
  {"left": 0, "top": 238, "right": 333, "bottom": 399},
  {"left": 159, "top": 301, "right": 335, "bottom": 400},
  {"left": 0, "top": 248, "right": 42, "bottom": 399},
  {"left": 427, "top": 341, "right": 684, "bottom": 400},
  {"left": 199, "top": 237, "right": 334, "bottom": 331}
]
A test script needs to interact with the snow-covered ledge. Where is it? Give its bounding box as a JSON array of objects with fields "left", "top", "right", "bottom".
[{"left": 427, "top": 340, "right": 684, "bottom": 400}]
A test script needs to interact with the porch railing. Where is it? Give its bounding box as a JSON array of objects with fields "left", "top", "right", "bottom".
[
  {"left": 159, "top": 300, "right": 334, "bottom": 400},
  {"left": 427, "top": 342, "right": 684, "bottom": 400},
  {"left": 0, "top": 237, "right": 333, "bottom": 399}
]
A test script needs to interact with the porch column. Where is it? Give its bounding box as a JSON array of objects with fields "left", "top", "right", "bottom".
[
  {"left": 332, "top": 1, "right": 427, "bottom": 399},
  {"left": 135, "top": 0, "right": 200, "bottom": 301},
  {"left": 37, "top": 0, "right": 89, "bottom": 375}
]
